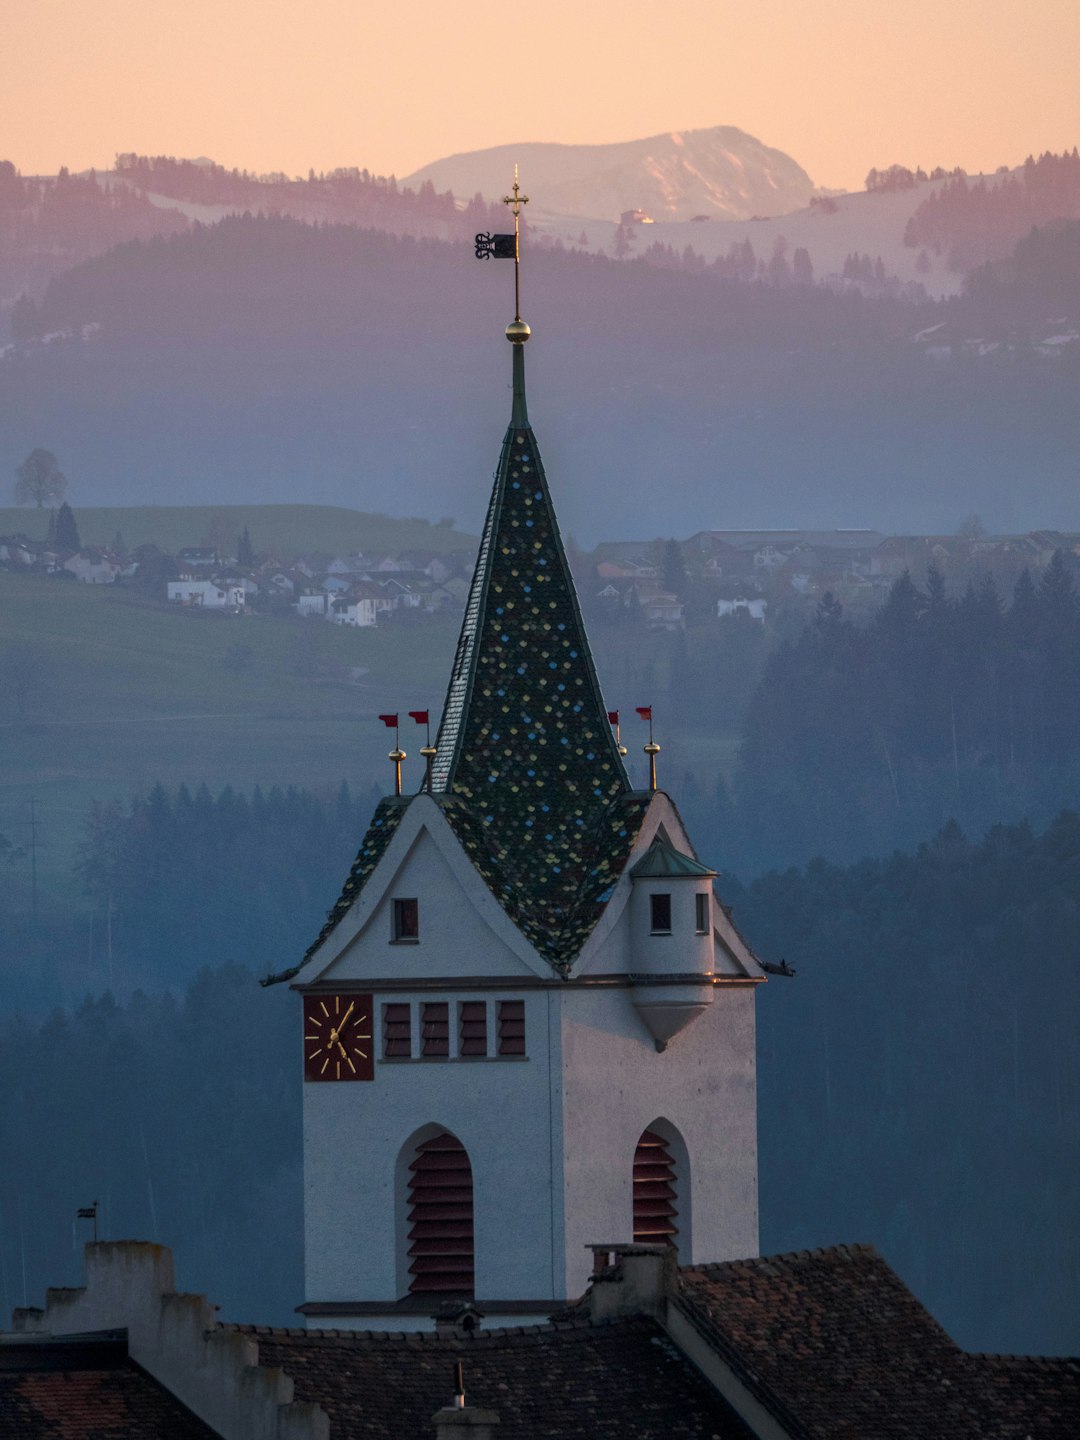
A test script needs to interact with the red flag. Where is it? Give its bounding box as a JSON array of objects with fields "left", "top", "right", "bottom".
[
  {"left": 408, "top": 710, "right": 429, "bottom": 725},
  {"left": 635, "top": 706, "right": 652, "bottom": 721},
  {"left": 378, "top": 713, "right": 399, "bottom": 728},
  {"left": 607, "top": 710, "right": 619, "bottom": 725}
]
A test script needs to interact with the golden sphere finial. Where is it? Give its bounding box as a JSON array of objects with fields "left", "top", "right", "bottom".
[{"left": 505, "top": 318, "right": 531, "bottom": 345}]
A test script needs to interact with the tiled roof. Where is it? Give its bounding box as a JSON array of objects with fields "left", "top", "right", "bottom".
[
  {"left": 629, "top": 837, "right": 716, "bottom": 879},
  {"left": 430, "top": 354, "right": 632, "bottom": 932},
  {"left": 0, "top": 1335, "right": 222, "bottom": 1439},
  {"left": 225, "top": 1314, "right": 755, "bottom": 1440},
  {"left": 441, "top": 789, "right": 651, "bottom": 970},
  {"left": 676, "top": 1245, "right": 1080, "bottom": 1440},
  {"left": 272, "top": 343, "right": 649, "bottom": 982}
]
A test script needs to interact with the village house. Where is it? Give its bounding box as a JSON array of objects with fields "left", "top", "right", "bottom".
[
  {"left": 63, "top": 549, "right": 123, "bottom": 584},
  {"left": 717, "top": 597, "right": 767, "bottom": 622},
  {"left": 166, "top": 580, "right": 246, "bottom": 610}
]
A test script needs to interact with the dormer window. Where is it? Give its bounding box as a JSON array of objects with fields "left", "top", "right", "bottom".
[
  {"left": 695, "top": 893, "right": 710, "bottom": 934},
  {"left": 650, "top": 893, "right": 672, "bottom": 934},
  {"left": 392, "top": 897, "right": 419, "bottom": 942}
]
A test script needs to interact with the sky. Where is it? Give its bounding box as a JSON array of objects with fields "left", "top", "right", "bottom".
[{"left": 4, "top": 0, "right": 1079, "bottom": 191}]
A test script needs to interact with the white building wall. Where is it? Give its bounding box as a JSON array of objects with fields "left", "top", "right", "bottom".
[
  {"left": 322, "top": 828, "right": 539, "bottom": 984},
  {"left": 556, "top": 982, "right": 758, "bottom": 1302},
  {"left": 302, "top": 987, "right": 563, "bottom": 1311}
]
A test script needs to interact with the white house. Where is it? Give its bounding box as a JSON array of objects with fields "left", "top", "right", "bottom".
[
  {"left": 329, "top": 595, "right": 377, "bottom": 627},
  {"left": 64, "top": 552, "right": 122, "bottom": 584},
  {"left": 717, "top": 597, "right": 767, "bottom": 622},
  {"left": 166, "top": 580, "right": 245, "bottom": 609}
]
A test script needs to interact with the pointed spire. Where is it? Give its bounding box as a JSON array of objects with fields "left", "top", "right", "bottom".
[{"left": 429, "top": 294, "right": 638, "bottom": 958}]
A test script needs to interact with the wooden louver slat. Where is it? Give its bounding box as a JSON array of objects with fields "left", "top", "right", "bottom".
[
  {"left": 633, "top": 1130, "right": 678, "bottom": 1245},
  {"left": 407, "top": 1133, "right": 474, "bottom": 1295}
]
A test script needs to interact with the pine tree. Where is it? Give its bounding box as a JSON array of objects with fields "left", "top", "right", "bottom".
[{"left": 54, "top": 502, "right": 80, "bottom": 553}]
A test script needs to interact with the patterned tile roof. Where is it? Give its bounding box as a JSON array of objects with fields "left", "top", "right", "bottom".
[
  {"left": 0, "top": 1335, "right": 222, "bottom": 1439},
  {"left": 225, "top": 1314, "right": 756, "bottom": 1440},
  {"left": 676, "top": 1245, "right": 1080, "bottom": 1440},
  {"left": 430, "top": 347, "right": 634, "bottom": 935},
  {"left": 269, "top": 342, "right": 648, "bottom": 983}
]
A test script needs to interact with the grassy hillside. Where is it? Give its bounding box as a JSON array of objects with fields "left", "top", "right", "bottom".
[
  {"left": 0, "top": 568, "right": 459, "bottom": 893},
  {"left": 0, "top": 566, "right": 742, "bottom": 901},
  {"left": 0, "top": 504, "right": 476, "bottom": 558}
]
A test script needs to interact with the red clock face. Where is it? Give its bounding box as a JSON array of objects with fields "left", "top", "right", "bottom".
[{"left": 303, "top": 994, "right": 374, "bottom": 1082}]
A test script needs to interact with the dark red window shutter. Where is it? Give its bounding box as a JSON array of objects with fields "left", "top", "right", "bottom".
[
  {"left": 407, "top": 1133, "right": 474, "bottom": 1295},
  {"left": 633, "top": 1129, "right": 678, "bottom": 1245},
  {"left": 422, "top": 1002, "right": 449, "bottom": 1057},
  {"left": 459, "top": 1002, "right": 487, "bottom": 1057},
  {"left": 383, "top": 1003, "right": 411, "bottom": 1058},
  {"left": 497, "top": 1000, "right": 525, "bottom": 1056}
]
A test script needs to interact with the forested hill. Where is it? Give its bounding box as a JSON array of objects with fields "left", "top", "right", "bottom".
[
  {"left": 4, "top": 214, "right": 1078, "bottom": 539},
  {"left": 1, "top": 798, "right": 1075, "bottom": 1355}
]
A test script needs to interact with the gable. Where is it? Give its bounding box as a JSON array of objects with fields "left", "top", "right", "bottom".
[
  {"left": 290, "top": 796, "right": 550, "bottom": 985},
  {"left": 320, "top": 823, "right": 541, "bottom": 983}
]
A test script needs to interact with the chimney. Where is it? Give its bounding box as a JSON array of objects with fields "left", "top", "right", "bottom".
[
  {"left": 432, "top": 1363, "right": 500, "bottom": 1440},
  {"left": 585, "top": 1242, "right": 677, "bottom": 1322}
]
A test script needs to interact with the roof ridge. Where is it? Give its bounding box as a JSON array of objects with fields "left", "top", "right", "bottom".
[
  {"left": 681, "top": 1242, "right": 879, "bottom": 1277},
  {"left": 220, "top": 1313, "right": 651, "bottom": 1346}
]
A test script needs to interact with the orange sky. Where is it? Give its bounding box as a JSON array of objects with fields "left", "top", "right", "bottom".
[{"left": 4, "top": 0, "right": 1079, "bottom": 190}]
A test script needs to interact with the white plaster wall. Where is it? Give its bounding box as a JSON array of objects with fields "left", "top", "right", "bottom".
[
  {"left": 303, "top": 989, "right": 566, "bottom": 1307},
  {"left": 323, "top": 828, "right": 537, "bottom": 983},
  {"left": 556, "top": 983, "right": 758, "bottom": 1301}
]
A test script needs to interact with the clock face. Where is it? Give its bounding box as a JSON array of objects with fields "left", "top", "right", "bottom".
[{"left": 303, "top": 994, "right": 375, "bottom": 1082}]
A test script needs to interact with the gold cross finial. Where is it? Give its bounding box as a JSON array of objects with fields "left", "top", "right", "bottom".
[
  {"left": 501, "top": 165, "right": 529, "bottom": 323},
  {"left": 502, "top": 163, "right": 529, "bottom": 218}
]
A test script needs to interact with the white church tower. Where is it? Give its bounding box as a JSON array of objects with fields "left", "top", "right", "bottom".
[{"left": 263, "top": 201, "right": 766, "bottom": 1329}]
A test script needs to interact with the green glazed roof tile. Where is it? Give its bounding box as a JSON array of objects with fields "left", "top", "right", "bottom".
[{"left": 629, "top": 837, "right": 717, "bottom": 880}]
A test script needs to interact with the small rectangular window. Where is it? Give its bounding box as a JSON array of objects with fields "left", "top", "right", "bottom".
[
  {"left": 459, "top": 1002, "right": 487, "bottom": 1057},
  {"left": 498, "top": 1000, "right": 526, "bottom": 1056},
  {"left": 383, "top": 1003, "right": 411, "bottom": 1058},
  {"left": 695, "top": 893, "right": 710, "bottom": 934},
  {"left": 650, "top": 893, "right": 672, "bottom": 934},
  {"left": 421, "top": 1002, "right": 449, "bottom": 1057},
  {"left": 392, "top": 897, "right": 419, "bottom": 942}
]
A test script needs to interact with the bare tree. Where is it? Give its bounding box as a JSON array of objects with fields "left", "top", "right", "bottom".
[{"left": 15, "top": 449, "right": 66, "bottom": 508}]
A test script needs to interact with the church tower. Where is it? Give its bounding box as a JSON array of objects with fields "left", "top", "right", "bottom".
[{"left": 264, "top": 207, "right": 765, "bottom": 1329}]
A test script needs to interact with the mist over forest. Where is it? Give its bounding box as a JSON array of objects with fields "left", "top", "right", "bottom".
[
  {"left": 1, "top": 142, "right": 1079, "bottom": 1365},
  {"left": 1, "top": 201, "right": 1077, "bottom": 542}
]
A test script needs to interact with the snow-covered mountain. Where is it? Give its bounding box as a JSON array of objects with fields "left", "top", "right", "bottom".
[{"left": 403, "top": 125, "right": 815, "bottom": 223}]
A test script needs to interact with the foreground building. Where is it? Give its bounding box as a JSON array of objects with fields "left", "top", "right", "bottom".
[{"left": 6, "top": 1238, "right": 1077, "bottom": 1439}]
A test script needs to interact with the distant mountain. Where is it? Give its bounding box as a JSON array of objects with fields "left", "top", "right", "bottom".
[{"left": 403, "top": 126, "right": 816, "bottom": 223}]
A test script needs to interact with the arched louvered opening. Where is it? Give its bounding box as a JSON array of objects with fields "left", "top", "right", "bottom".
[
  {"left": 406, "top": 1132, "right": 474, "bottom": 1295},
  {"left": 633, "top": 1128, "right": 678, "bottom": 1246}
]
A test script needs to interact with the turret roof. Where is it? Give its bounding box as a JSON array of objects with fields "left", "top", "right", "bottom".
[{"left": 629, "top": 836, "right": 717, "bottom": 879}]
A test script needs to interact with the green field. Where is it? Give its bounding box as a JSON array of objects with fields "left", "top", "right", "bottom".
[
  {"left": 0, "top": 504, "right": 477, "bottom": 559},
  {"left": 0, "top": 561, "right": 742, "bottom": 901},
  {"left": 0, "top": 568, "right": 460, "bottom": 893}
]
